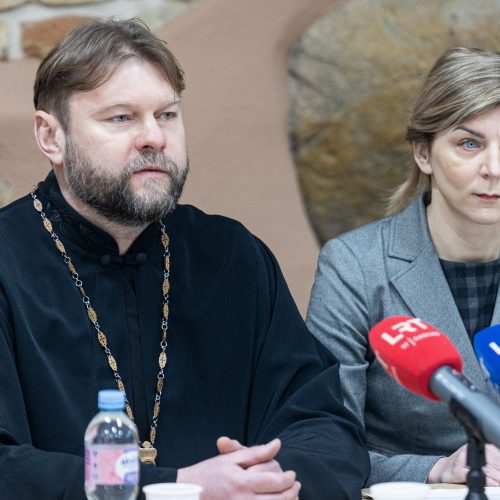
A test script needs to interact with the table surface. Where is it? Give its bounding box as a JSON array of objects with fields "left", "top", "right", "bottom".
[{"left": 362, "top": 483, "right": 466, "bottom": 498}]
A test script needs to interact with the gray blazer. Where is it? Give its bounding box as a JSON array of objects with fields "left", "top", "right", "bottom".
[{"left": 306, "top": 195, "right": 500, "bottom": 485}]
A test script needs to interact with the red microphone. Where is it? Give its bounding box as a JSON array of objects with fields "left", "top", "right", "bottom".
[
  {"left": 368, "top": 316, "right": 462, "bottom": 400},
  {"left": 369, "top": 316, "right": 500, "bottom": 450}
]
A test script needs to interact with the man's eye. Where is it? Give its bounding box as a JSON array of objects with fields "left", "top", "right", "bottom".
[
  {"left": 112, "top": 115, "right": 129, "bottom": 123},
  {"left": 160, "top": 112, "right": 176, "bottom": 120}
]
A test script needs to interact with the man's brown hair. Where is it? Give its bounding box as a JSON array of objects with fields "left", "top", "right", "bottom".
[{"left": 34, "top": 18, "right": 185, "bottom": 131}]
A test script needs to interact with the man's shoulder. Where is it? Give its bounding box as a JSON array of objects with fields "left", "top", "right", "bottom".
[
  {"left": 169, "top": 204, "right": 272, "bottom": 265},
  {"left": 167, "top": 205, "right": 281, "bottom": 285},
  {"left": 172, "top": 203, "right": 242, "bottom": 224},
  {"left": 170, "top": 204, "right": 254, "bottom": 241},
  {"left": 0, "top": 195, "right": 38, "bottom": 278},
  {"left": 0, "top": 194, "right": 34, "bottom": 229}
]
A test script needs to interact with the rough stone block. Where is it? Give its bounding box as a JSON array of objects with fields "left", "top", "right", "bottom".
[
  {"left": 288, "top": 0, "right": 500, "bottom": 242},
  {"left": 0, "top": 0, "right": 26, "bottom": 12},
  {"left": 22, "top": 16, "right": 95, "bottom": 59}
]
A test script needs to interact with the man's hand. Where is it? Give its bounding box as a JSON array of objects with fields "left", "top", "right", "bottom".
[
  {"left": 217, "top": 436, "right": 246, "bottom": 454},
  {"left": 177, "top": 438, "right": 301, "bottom": 499},
  {"left": 217, "top": 436, "right": 285, "bottom": 475},
  {"left": 428, "top": 443, "right": 500, "bottom": 486}
]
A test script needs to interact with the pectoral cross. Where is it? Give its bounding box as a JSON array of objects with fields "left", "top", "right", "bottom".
[{"left": 140, "top": 441, "right": 157, "bottom": 465}]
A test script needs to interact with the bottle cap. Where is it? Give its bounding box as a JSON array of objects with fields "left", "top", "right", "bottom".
[{"left": 98, "top": 389, "right": 125, "bottom": 411}]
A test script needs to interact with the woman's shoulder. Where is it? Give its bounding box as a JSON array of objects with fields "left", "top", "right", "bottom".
[
  {"left": 322, "top": 213, "right": 393, "bottom": 258},
  {"left": 321, "top": 197, "right": 424, "bottom": 260}
]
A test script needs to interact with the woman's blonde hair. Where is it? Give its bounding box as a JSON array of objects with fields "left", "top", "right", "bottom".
[{"left": 386, "top": 47, "right": 500, "bottom": 215}]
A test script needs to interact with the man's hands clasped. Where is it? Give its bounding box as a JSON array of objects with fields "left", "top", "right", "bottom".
[{"left": 177, "top": 437, "right": 301, "bottom": 499}]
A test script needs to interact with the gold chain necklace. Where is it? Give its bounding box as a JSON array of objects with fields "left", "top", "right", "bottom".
[{"left": 30, "top": 186, "right": 170, "bottom": 465}]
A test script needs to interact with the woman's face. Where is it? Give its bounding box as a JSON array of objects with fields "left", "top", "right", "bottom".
[{"left": 414, "top": 105, "right": 500, "bottom": 231}]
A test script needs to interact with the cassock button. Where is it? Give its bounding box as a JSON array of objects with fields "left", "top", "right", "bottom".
[
  {"left": 99, "top": 254, "right": 112, "bottom": 266},
  {"left": 136, "top": 253, "right": 148, "bottom": 264}
]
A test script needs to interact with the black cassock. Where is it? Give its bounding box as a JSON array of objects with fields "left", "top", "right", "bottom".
[{"left": 0, "top": 172, "right": 369, "bottom": 499}]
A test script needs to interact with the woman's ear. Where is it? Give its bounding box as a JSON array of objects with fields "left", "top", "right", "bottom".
[
  {"left": 412, "top": 141, "right": 432, "bottom": 175},
  {"left": 34, "top": 111, "right": 65, "bottom": 166}
]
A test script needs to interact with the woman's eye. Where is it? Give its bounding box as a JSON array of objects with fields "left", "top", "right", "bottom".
[{"left": 460, "top": 139, "right": 479, "bottom": 150}]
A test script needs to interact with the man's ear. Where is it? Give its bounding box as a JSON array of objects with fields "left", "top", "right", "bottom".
[
  {"left": 34, "top": 111, "right": 65, "bottom": 166},
  {"left": 412, "top": 141, "right": 432, "bottom": 175}
]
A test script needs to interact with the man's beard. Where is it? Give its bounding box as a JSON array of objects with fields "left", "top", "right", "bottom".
[{"left": 63, "top": 137, "right": 189, "bottom": 226}]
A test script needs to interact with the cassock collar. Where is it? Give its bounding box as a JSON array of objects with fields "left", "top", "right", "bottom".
[{"left": 36, "top": 171, "right": 162, "bottom": 259}]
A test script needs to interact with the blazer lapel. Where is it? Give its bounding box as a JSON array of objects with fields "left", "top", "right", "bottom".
[
  {"left": 490, "top": 285, "right": 500, "bottom": 326},
  {"left": 482, "top": 278, "right": 500, "bottom": 400},
  {"left": 387, "top": 197, "right": 488, "bottom": 391}
]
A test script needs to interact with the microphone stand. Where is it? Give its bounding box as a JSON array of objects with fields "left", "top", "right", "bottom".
[
  {"left": 465, "top": 431, "right": 487, "bottom": 500},
  {"left": 449, "top": 401, "right": 488, "bottom": 500}
]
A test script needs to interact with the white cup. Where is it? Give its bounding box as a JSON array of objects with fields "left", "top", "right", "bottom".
[
  {"left": 142, "top": 483, "right": 203, "bottom": 500},
  {"left": 369, "top": 481, "right": 431, "bottom": 500}
]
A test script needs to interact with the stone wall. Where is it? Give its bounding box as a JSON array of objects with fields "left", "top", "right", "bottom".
[
  {"left": 0, "top": 0, "right": 194, "bottom": 60},
  {"left": 288, "top": 0, "right": 500, "bottom": 244}
]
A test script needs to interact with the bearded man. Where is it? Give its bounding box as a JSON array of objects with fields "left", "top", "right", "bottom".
[{"left": 0, "top": 18, "right": 369, "bottom": 499}]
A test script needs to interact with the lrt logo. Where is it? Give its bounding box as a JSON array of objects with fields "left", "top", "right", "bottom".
[
  {"left": 380, "top": 318, "right": 427, "bottom": 346},
  {"left": 381, "top": 332, "right": 404, "bottom": 345}
]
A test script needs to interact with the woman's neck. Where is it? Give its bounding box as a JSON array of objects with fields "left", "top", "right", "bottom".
[{"left": 427, "top": 204, "right": 500, "bottom": 262}]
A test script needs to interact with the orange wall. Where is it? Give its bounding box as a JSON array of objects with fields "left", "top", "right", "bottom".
[{"left": 0, "top": 0, "right": 342, "bottom": 315}]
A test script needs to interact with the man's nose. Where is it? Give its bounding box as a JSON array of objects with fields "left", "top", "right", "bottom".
[{"left": 135, "top": 118, "right": 166, "bottom": 151}]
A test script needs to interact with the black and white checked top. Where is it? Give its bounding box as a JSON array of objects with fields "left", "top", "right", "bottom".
[{"left": 440, "top": 258, "right": 500, "bottom": 340}]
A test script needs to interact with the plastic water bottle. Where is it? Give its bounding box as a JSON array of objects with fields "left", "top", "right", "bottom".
[{"left": 85, "top": 390, "right": 139, "bottom": 500}]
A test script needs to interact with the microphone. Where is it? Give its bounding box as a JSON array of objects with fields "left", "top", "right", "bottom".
[
  {"left": 368, "top": 316, "right": 500, "bottom": 447},
  {"left": 368, "top": 316, "right": 462, "bottom": 400},
  {"left": 474, "top": 324, "right": 500, "bottom": 392}
]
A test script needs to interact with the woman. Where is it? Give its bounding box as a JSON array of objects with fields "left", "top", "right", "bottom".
[{"left": 306, "top": 47, "right": 500, "bottom": 486}]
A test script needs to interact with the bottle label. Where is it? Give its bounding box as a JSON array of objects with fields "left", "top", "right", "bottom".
[{"left": 85, "top": 444, "right": 139, "bottom": 486}]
